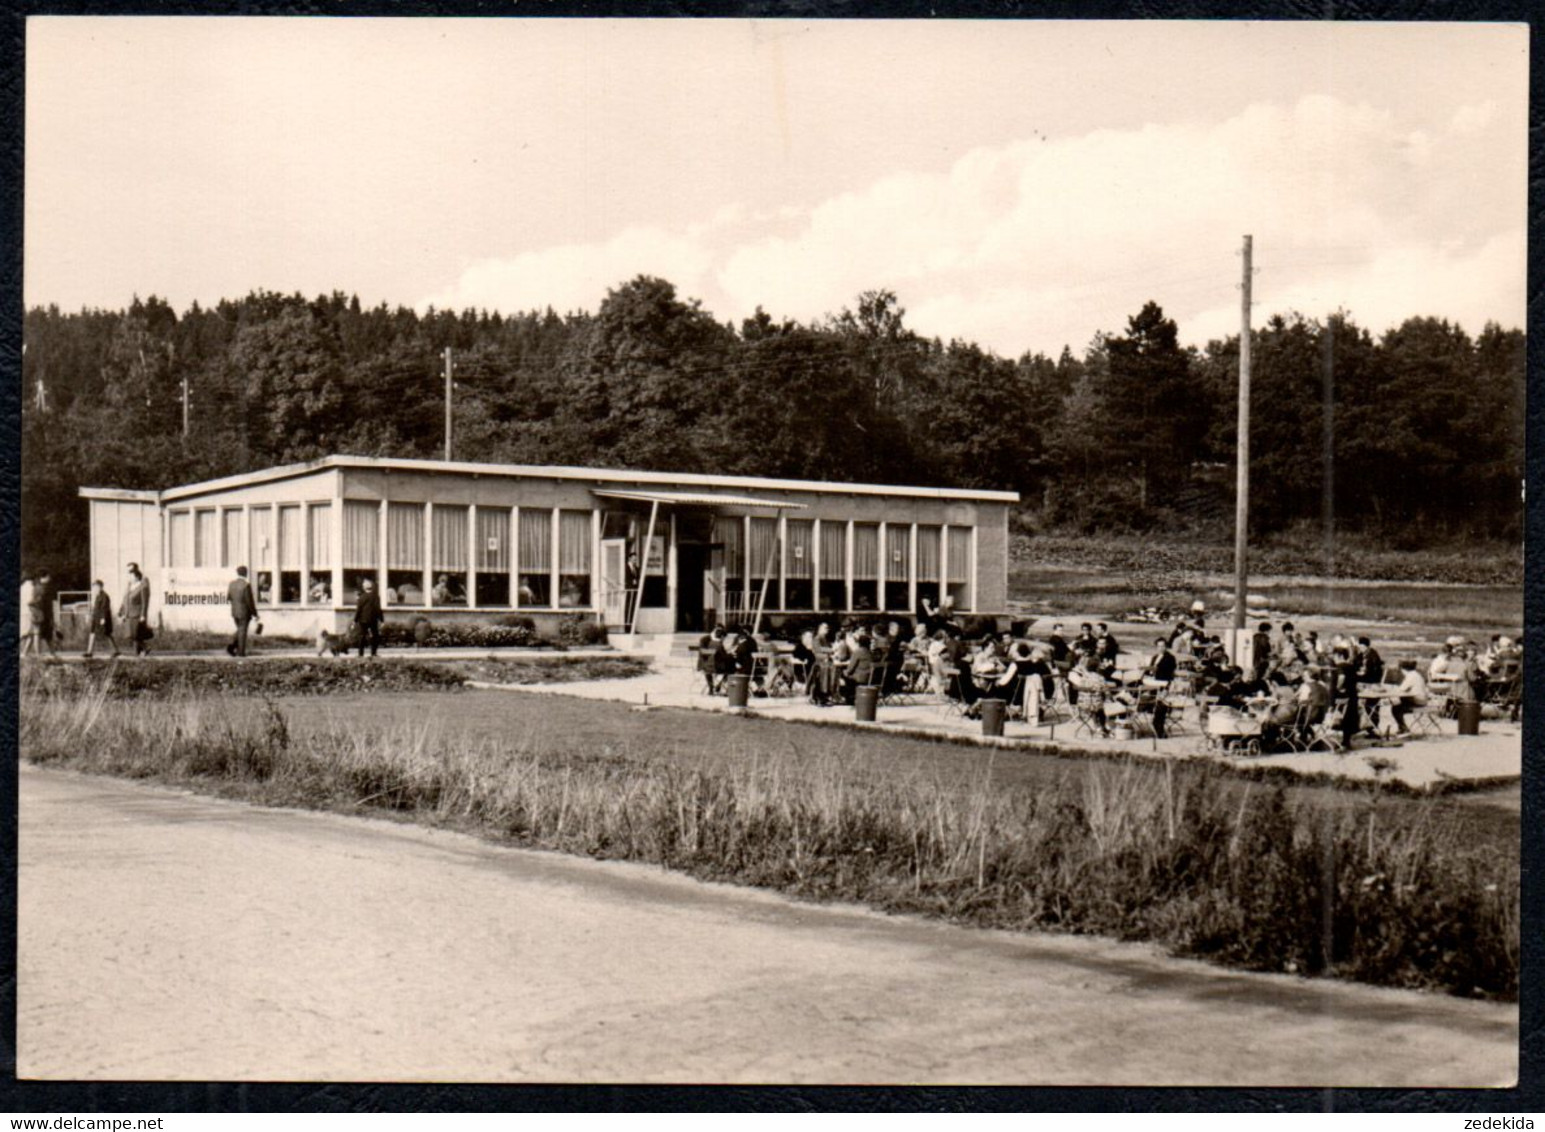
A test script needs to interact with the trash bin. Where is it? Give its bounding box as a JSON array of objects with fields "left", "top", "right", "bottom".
[
  {"left": 980, "top": 698, "right": 1006, "bottom": 737},
  {"left": 1456, "top": 700, "right": 1482, "bottom": 735},
  {"left": 726, "top": 674, "right": 751, "bottom": 708},
  {"left": 854, "top": 685, "right": 879, "bottom": 722}
]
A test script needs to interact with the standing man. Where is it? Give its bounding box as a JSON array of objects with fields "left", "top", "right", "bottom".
[
  {"left": 84, "top": 579, "right": 120, "bottom": 659},
  {"left": 1142, "top": 636, "right": 1178, "bottom": 738},
  {"left": 353, "top": 576, "right": 384, "bottom": 658},
  {"left": 29, "top": 568, "right": 59, "bottom": 657},
  {"left": 24, "top": 570, "right": 59, "bottom": 658},
  {"left": 1250, "top": 622, "right": 1274, "bottom": 683},
  {"left": 226, "top": 565, "right": 259, "bottom": 657},
  {"left": 123, "top": 563, "right": 152, "bottom": 656}
]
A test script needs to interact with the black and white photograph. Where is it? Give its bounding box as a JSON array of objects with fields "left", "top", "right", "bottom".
[{"left": 13, "top": 15, "right": 1528, "bottom": 1092}]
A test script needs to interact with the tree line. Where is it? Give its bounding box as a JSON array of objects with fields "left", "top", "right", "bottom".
[{"left": 20, "top": 277, "right": 1525, "bottom": 585}]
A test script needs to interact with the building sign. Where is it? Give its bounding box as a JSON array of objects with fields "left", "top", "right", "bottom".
[
  {"left": 645, "top": 535, "right": 666, "bottom": 576},
  {"left": 161, "top": 568, "right": 231, "bottom": 609}
]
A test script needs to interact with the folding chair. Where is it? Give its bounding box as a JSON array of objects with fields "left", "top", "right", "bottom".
[
  {"left": 1409, "top": 694, "right": 1446, "bottom": 737},
  {"left": 939, "top": 667, "right": 969, "bottom": 718},
  {"left": 697, "top": 647, "right": 722, "bottom": 695},
  {"left": 1072, "top": 688, "right": 1109, "bottom": 738}
]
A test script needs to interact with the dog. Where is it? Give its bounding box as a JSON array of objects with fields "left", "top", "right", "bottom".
[{"left": 316, "top": 626, "right": 352, "bottom": 657}]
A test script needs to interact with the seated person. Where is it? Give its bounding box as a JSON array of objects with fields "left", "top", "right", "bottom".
[
  {"left": 1389, "top": 659, "right": 1428, "bottom": 734},
  {"left": 1072, "top": 623, "right": 1099, "bottom": 662},
  {"left": 1000, "top": 642, "right": 1056, "bottom": 720},
  {"left": 791, "top": 629, "right": 818, "bottom": 688},
  {"left": 1094, "top": 623, "right": 1120, "bottom": 674},
  {"left": 939, "top": 630, "right": 984, "bottom": 710},
  {"left": 431, "top": 574, "right": 465, "bottom": 605},
  {"left": 698, "top": 626, "right": 728, "bottom": 692},
  {"left": 839, "top": 631, "right": 876, "bottom": 705},
  {"left": 1294, "top": 666, "right": 1333, "bottom": 738},
  {"left": 1257, "top": 672, "right": 1301, "bottom": 748},
  {"left": 1047, "top": 623, "right": 1070, "bottom": 668},
  {"left": 900, "top": 624, "right": 931, "bottom": 688},
  {"left": 985, "top": 640, "right": 1032, "bottom": 706},
  {"left": 970, "top": 637, "right": 1005, "bottom": 683}
]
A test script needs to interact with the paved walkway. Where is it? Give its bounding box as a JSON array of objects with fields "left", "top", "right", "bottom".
[
  {"left": 480, "top": 660, "right": 1522, "bottom": 792},
  {"left": 18, "top": 765, "right": 1517, "bottom": 1086}
]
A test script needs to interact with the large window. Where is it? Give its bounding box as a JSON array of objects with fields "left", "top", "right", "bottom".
[
  {"left": 476, "top": 507, "right": 510, "bottom": 607},
  {"left": 915, "top": 525, "right": 941, "bottom": 611},
  {"left": 250, "top": 506, "right": 274, "bottom": 602},
  {"left": 194, "top": 509, "right": 217, "bottom": 568},
  {"left": 747, "top": 517, "right": 778, "bottom": 612},
  {"left": 558, "top": 510, "right": 593, "bottom": 608},
  {"left": 818, "top": 521, "right": 846, "bottom": 612},
  {"left": 342, "top": 500, "right": 380, "bottom": 606},
  {"left": 432, "top": 504, "right": 469, "bottom": 606},
  {"left": 947, "top": 526, "right": 973, "bottom": 610},
  {"left": 884, "top": 525, "right": 911, "bottom": 612},
  {"left": 851, "top": 523, "right": 879, "bottom": 612},
  {"left": 168, "top": 511, "right": 193, "bottom": 569},
  {"left": 784, "top": 519, "right": 813, "bottom": 610},
  {"left": 387, "top": 502, "right": 425, "bottom": 606},
  {"left": 307, "top": 503, "right": 332, "bottom": 604},
  {"left": 716, "top": 515, "right": 743, "bottom": 615},
  {"left": 222, "top": 508, "right": 245, "bottom": 570},
  {"left": 277, "top": 504, "right": 303, "bottom": 603},
  {"left": 517, "top": 508, "right": 552, "bottom": 607}
]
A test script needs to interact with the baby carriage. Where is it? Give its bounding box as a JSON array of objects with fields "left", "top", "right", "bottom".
[{"left": 1204, "top": 704, "right": 1264, "bottom": 756}]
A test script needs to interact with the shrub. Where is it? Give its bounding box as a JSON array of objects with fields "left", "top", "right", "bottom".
[
  {"left": 379, "top": 621, "right": 541, "bottom": 650},
  {"left": 557, "top": 612, "right": 607, "bottom": 646}
]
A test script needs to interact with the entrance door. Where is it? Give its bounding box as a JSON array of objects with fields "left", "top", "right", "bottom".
[
  {"left": 675, "top": 543, "right": 708, "bottom": 632},
  {"left": 600, "top": 538, "right": 630, "bottom": 628}
]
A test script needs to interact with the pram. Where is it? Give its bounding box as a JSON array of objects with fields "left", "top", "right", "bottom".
[{"left": 1204, "top": 704, "right": 1264, "bottom": 756}]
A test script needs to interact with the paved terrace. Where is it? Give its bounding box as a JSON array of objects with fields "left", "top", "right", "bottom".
[
  {"left": 477, "top": 656, "right": 1522, "bottom": 793},
  {"left": 41, "top": 643, "right": 1521, "bottom": 792}
]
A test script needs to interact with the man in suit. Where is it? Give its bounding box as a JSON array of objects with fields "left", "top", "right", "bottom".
[
  {"left": 1355, "top": 636, "right": 1387, "bottom": 734},
  {"left": 123, "top": 563, "right": 152, "bottom": 656},
  {"left": 1251, "top": 622, "right": 1274, "bottom": 683},
  {"left": 1094, "top": 622, "right": 1120, "bottom": 675},
  {"left": 227, "top": 565, "right": 260, "bottom": 657},
  {"left": 1142, "top": 637, "right": 1179, "bottom": 738},
  {"left": 354, "top": 577, "right": 384, "bottom": 657}
]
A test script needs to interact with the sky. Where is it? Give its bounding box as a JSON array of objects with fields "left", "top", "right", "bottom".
[{"left": 25, "top": 18, "right": 1529, "bottom": 358}]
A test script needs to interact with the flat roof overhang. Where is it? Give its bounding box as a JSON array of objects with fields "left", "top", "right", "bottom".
[
  {"left": 81, "top": 455, "right": 1018, "bottom": 507},
  {"left": 592, "top": 489, "right": 806, "bottom": 510}
]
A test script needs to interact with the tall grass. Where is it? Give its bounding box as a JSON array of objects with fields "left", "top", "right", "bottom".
[{"left": 20, "top": 671, "right": 1517, "bottom": 999}]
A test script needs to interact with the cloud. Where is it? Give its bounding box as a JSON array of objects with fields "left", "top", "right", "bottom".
[{"left": 421, "top": 93, "right": 1525, "bottom": 355}]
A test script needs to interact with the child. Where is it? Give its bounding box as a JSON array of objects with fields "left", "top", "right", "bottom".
[{"left": 84, "top": 579, "right": 120, "bottom": 659}]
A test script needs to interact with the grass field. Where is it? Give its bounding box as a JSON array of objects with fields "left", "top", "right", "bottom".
[
  {"left": 20, "top": 672, "right": 1520, "bottom": 999},
  {"left": 1010, "top": 563, "right": 1522, "bottom": 634}
]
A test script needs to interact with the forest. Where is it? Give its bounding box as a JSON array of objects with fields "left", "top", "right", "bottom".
[{"left": 20, "top": 276, "right": 1525, "bottom": 586}]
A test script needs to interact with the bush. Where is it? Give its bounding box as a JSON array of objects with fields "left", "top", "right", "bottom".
[
  {"left": 379, "top": 620, "right": 541, "bottom": 650},
  {"left": 557, "top": 613, "right": 607, "bottom": 647}
]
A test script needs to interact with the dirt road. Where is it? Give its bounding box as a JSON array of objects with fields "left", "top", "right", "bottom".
[{"left": 17, "top": 765, "right": 1517, "bottom": 1086}]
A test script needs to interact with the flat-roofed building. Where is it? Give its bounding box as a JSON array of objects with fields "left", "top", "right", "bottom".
[{"left": 80, "top": 456, "right": 1018, "bottom": 638}]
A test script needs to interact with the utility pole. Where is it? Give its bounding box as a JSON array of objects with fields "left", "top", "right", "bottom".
[
  {"left": 443, "top": 346, "right": 454, "bottom": 461},
  {"left": 1233, "top": 235, "right": 1252, "bottom": 642}
]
